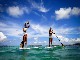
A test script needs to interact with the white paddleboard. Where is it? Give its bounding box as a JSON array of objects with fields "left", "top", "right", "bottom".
[
  {"left": 54, "top": 46, "right": 57, "bottom": 47},
  {"left": 33, "top": 47, "right": 39, "bottom": 48},
  {"left": 19, "top": 47, "right": 30, "bottom": 49},
  {"left": 45, "top": 47, "right": 52, "bottom": 49}
]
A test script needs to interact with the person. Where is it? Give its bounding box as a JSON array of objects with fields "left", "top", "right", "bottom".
[
  {"left": 49, "top": 27, "right": 54, "bottom": 47},
  {"left": 20, "top": 21, "right": 30, "bottom": 48}
]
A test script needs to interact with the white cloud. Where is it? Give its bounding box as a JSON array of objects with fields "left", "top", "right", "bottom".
[
  {"left": 28, "top": 0, "right": 49, "bottom": 13},
  {"left": 55, "top": 7, "right": 80, "bottom": 20},
  {"left": 0, "top": 21, "right": 23, "bottom": 37},
  {"left": 57, "top": 35, "right": 69, "bottom": 43},
  {"left": 31, "top": 24, "right": 48, "bottom": 34},
  {"left": 69, "top": 38, "right": 80, "bottom": 44},
  {"left": 54, "top": 27, "right": 74, "bottom": 34},
  {"left": 28, "top": 23, "right": 48, "bottom": 37},
  {"left": 7, "top": 6, "right": 29, "bottom": 17},
  {"left": 0, "top": 32, "right": 7, "bottom": 42},
  {"left": 56, "top": 35, "right": 80, "bottom": 45},
  {"left": 38, "top": 6, "right": 49, "bottom": 13},
  {"left": 7, "top": 6, "right": 24, "bottom": 17},
  {"left": 27, "top": 23, "right": 48, "bottom": 38},
  {"left": 55, "top": 7, "right": 71, "bottom": 20},
  {"left": 22, "top": 7, "right": 30, "bottom": 14},
  {"left": 71, "top": 7, "right": 80, "bottom": 15}
]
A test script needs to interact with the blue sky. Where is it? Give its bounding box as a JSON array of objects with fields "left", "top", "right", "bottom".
[{"left": 0, "top": 0, "right": 80, "bottom": 46}]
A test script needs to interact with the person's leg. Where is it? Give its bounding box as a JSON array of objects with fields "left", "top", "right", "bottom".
[
  {"left": 23, "top": 35, "right": 25, "bottom": 42},
  {"left": 22, "top": 43, "right": 24, "bottom": 48},
  {"left": 49, "top": 38, "right": 50, "bottom": 47},
  {"left": 25, "top": 40, "right": 27, "bottom": 44},
  {"left": 49, "top": 38, "right": 52, "bottom": 47},
  {"left": 20, "top": 44, "right": 22, "bottom": 48},
  {"left": 25, "top": 34, "right": 27, "bottom": 45},
  {"left": 50, "top": 38, "right": 52, "bottom": 46},
  {"left": 22, "top": 44, "right": 24, "bottom": 48},
  {"left": 21, "top": 41, "right": 24, "bottom": 48},
  {"left": 51, "top": 38, "right": 53, "bottom": 45}
]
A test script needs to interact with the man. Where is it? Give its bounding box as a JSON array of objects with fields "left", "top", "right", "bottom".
[{"left": 49, "top": 27, "right": 55, "bottom": 47}]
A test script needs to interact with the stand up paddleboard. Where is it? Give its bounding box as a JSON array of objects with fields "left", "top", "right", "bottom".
[
  {"left": 54, "top": 46, "right": 57, "bottom": 47},
  {"left": 33, "top": 47, "right": 39, "bottom": 48},
  {"left": 45, "top": 47, "right": 52, "bottom": 49},
  {"left": 19, "top": 47, "right": 30, "bottom": 50}
]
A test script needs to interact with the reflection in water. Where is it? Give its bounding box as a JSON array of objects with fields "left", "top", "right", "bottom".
[
  {"left": 19, "top": 50, "right": 28, "bottom": 60},
  {"left": 20, "top": 50, "right": 27, "bottom": 60}
]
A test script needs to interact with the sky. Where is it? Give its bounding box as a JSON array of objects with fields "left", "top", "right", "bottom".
[{"left": 0, "top": 0, "right": 80, "bottom": 46}]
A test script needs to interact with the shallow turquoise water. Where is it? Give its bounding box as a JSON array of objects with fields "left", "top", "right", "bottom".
[{"left": 0, "top": 46, "right": 80, "bottom": 60}]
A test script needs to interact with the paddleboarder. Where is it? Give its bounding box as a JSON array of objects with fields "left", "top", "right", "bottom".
[
  {"left": 49, "top": 27, "right": 55, "bottom": 47},
  {"left": 20, "top": 21, "right": 30, "bottom": 48}
]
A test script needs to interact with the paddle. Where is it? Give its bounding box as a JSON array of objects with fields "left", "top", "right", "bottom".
[{"left": 52, "top": 32, "right": 64, "bottom": 46}]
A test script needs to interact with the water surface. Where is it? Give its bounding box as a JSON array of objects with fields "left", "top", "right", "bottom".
[{"left": 0, "top": 46, "right": 80, "bottom": 60}]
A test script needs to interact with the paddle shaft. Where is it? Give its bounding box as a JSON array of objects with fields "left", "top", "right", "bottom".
[{"left": 52, "top": 33, "right": 64, "bottom": 46}]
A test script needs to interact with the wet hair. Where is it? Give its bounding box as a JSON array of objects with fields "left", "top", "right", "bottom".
[{"left": 50, "top": 27, "right": 52, "bottom": 31}]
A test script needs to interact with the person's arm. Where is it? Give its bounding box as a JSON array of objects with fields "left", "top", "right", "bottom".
[{"left": 52, "top": 30, "right": 55, "bottom": 34}]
